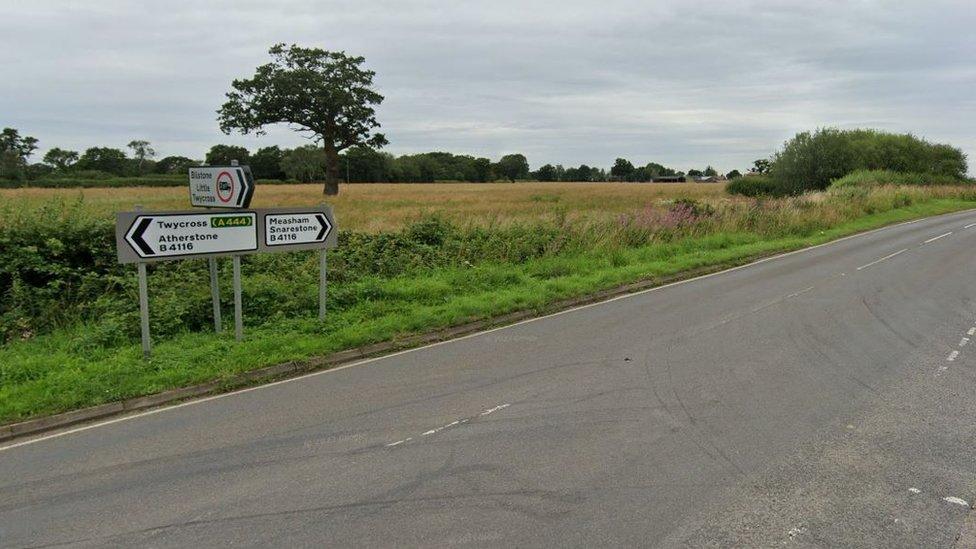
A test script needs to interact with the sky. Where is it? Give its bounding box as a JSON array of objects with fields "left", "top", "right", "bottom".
[{"left": 2, "top": 0, "right": 975, "bottom": 173}]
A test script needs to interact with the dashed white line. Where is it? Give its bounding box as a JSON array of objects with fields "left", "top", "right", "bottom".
[
  {"left": 947, "top": 350, "right": 959, "bottom": 362},
  {"left": 386, "top": 438, "right": 411, "bottom": 447},
  {"left": 960, "top": 338, "right": 970, "bottom": 347},
  {"left": 965, "top": 222, "right": 976, "bottom": 229},
  {"left": 968, "top": 327, "right": 975, "bottom": 336},
  {"left": 786, "top": 286, "right": 815, "bottom": 298},
  {"left": 856, "top": 249, "right": 908, "bottom": 271},
  {"left": 480, "top": 403, "right": 511, "bottom": 416},
  {"left": 923, "top": 232, "right": 952, "bottom": 244},
  {"left": 944, "top": 496, "right": 970, "bottom": 507},
  {"left": 908, "top": 487, "right": 921, "bottom": 494}
]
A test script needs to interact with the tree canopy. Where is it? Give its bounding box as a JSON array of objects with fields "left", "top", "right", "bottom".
[{"left": 218, "top": 43, "right": 386, "bottom": 195}]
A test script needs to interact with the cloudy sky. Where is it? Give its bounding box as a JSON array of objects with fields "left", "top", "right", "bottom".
[{"left": 2, "top": 0, "right": 974, "bottom": 173}]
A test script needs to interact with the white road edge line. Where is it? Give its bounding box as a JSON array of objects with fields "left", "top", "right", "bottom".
[
  {"left": 947, "top": 350, "right": 959, "bottom": 362},
  {"left": 960, "top": 338, "right": 969, "bottom": 347},
  {"left": 786, "top": 286, "right": 815, "bottom": 298},
  {"left": 856, "top": 249, "right": 908, "bottom": 271},
  {"left": 923, "top": 232, "right": 952, "bottom": 244},
  {"left": 965, "top": 222, "right": 976, "bottom": 229},
  {"left": 4, "top": 209, "right": 976, "bottom": 453},
  {"left": 944, "top": 496, "right": 970, "bottom": 507}
]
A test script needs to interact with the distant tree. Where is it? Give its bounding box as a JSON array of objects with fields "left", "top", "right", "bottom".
[
  {"left": 469, "top": 157, "right": 492, "bottom": 182},
  {"left": 42, "top": 147, "right": 79, "bottom": 170},
  {"left": 751, "top": 159, "right": 771, "bottom": 175},
  {"left": 494, "top": 153, "right": 529, "bottom": 182},
  {"left": 687, "top": 169, "right": 704, "bottom": 177},
  {"left": 0, "top": 128, "right": 38, "bottom": 180},
  {"left": 26, "top": 163, "right": 53, "bottom": 180},
  {"left": 703, "top": 165, "right": 718, "bottom": 177},
  {"left": 218, "top": 43, "right": 387, "bottom": 195},
  {"left": 126, "top": 140, "right": 156, "bottom": 174},
  {"left": 726, "top": 169, "right": 742, "bottom": 179},
  {"left": 155, "top": 155, "right": 197, "bottom": 174},
  {"left": 554, "top": 164, "right": 566, "bottom": 181},
  {"left": 610, "top": 158, "right": 636, "bottom": 180},
  {"left": 76, "top": 147, "right": 128, "bottom": 176},
  {"left": 534, "top": 163, "right": 558, "bottom": 181},
  {"left": 280, "top": 145, "right": 327, "bottom": 182},
  {"left": 645, "top": 162, "right": 676, "bottom": 177},
  {"left": 342, "top": 145, "right": 393, "bottom": 182},
  {"left": 250, "top": 146, "right": 287, "bottom": 180},
  {"left": 206, "top": 144, "right": 250, "bottom": 166}
]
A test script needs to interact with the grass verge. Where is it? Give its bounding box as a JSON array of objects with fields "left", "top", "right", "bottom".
[{"left": 1, "top": 196, "right": 973, "bottom": 425}]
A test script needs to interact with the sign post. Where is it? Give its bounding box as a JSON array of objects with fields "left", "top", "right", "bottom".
[
  {"left": 208, "top": 258, "right": 221, "bottom": 333},
  {"left": 116, "top": 203, "right": 337, "bottom": 356},
  {"left": 138, "top": 262, "right": 151, "bottom": 359}
]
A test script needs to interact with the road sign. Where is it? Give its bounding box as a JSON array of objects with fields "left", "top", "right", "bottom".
[
  {"left": 118, "top": 212, "right": 258, "bottom": 263},
  {"left": 265, "top": 211, "right": 334, "bottom": 247},
  {"left": 117, "top": 207, "right": 337, "bottom": 263},
  {"left": 188, "top": 166, "right": 255, "bottom": 208}
]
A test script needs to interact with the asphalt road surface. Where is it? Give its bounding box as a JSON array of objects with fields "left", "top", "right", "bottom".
[{"left": 3, "top": 210, "right": 976, "bottom": 548}]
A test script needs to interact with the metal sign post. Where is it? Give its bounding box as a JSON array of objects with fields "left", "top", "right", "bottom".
[
  {"left": 319, "top": 250, "right": 328, "bottom": 320},
  {"left": 208, "top": 258, "right": 221, "bottom": 333},
  {"left": 232, "top": 255, "right": 243, "bottom": 341},
  {"left": 137, "top": 262, "right": 151, "bottom": 359}
]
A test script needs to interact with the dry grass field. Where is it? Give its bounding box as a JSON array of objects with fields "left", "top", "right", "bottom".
[{"left": 0, "top": 182, "right": 727, "bottom": 232}]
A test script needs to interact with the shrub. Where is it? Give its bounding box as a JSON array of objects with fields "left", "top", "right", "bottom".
[
  {"left": 726, "top": 176, "right": 788, "bottom": 197},
  {"left": 770, "top": 128, "right": 968, "bottom": 194},
  {"left": 829, "top": 169, "right": 971, "bottom": 189}
]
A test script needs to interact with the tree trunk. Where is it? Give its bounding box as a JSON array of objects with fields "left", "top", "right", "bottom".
[{"left": 323, "top": 141, "right": 340, "bottom": 196}]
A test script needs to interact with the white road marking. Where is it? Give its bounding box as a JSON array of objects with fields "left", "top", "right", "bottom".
[
  {"left": 965, "top": 222, "right": 976, "bottom": 229},
  {"left": 923, "top": 232, "right": 952, "bottom": 244},
  {"left": 5, "top": 210, "right": 976, "bottom": 453},
  {"left": 944, "top": 496, "right": 970, "bottom": 507},
  {"left": 786, "top": 286, "right": 815, "bottom": 298},
  {"left": 968, "top": 328, "right": 975, "bottom": 336},
  {"left": 856, "top": 249, "right": 908, "bottom": 271},
  {"left": 908, "top": 487, "right": 921, "bottom": 494},
  {"left": 421, "top": 428, "right": 440, "bottom": 436},
  {"left": 947, "top": 351, "right": 959, "bottom": 361},
  {"left": 961, "top": 338, "right": 970, "bottom": 347},
  {"left": 480, "top": 403, "right": 511, "bottom": 416},
  {"left": 386, "top": 440, "right": 405, "bottom": 447}
]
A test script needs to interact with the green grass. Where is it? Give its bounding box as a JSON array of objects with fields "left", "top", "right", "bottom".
[{"left": 1, "top": 197, "right": 972, "bottom": 424}]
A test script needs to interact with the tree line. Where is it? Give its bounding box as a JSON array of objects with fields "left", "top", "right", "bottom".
[{"left": 0, "top": 128, "right": 746, "bottom": 185}]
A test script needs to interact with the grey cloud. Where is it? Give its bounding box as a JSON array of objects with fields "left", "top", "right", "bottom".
[{"left": 2, "top": 0, "right": 973, "bottom": 174}]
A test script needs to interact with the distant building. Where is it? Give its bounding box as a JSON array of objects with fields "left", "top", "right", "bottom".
[
  {"left": 693, "top": 176, "right": 719, "bottom": 183},
  {"left": 652, "top": 175, "right": 686, "bottom": 183}
]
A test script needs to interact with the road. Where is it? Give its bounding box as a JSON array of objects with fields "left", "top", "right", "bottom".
[{"left": 3, "top": 210, "right": 976, "bottom": 548}]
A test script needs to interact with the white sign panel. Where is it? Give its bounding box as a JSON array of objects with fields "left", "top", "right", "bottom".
[
  {"left": 265, "top": 212, "right": 334, "bottom": 247},
  {"left": 121, "top": 212, "right": 257, "bottom": 262},
  {"left": 188, "top": 166, "right": 255, "bottom": 208}
]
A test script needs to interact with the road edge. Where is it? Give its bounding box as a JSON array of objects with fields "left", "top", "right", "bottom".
[{"left": 3, "top": 205, "right": 975, "bottom": 444}]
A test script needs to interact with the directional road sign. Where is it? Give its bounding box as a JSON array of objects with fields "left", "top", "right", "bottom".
[
  {"left": 188, "top": 166, "right": 255, "bottom": 208},
  {"left": 116, "top": 207, "right": 337, "bottom": 263},
  {"left": 265, "top": 211, "right": 333, "bottom": 247}
]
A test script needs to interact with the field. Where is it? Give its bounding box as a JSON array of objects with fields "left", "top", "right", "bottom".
[
  {"left": 3, "top": 181, "right": 976, "bottom": 425},
  {"left": 0, "top": 182, "right": 726, "bottom": 232}
]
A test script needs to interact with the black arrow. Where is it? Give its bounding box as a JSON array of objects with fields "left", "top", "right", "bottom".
[
  {"left": 235, "top": 168, "right": 247, "bottom": 206},
  {"left": 315, "top": 214, "right": 331, "bottom": 241},
  {"left": 129, "top": 217, "right": 155, "bottom": 256}
]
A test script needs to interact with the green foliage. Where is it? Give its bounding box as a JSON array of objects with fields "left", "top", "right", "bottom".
[
  {"left": 726, "top": 175, "right": 788, "bottom": 197},
  {"left": 42, "top": 147, "right": 79, "bottom": 170},
  {"left": 770, "top": 128, "right": 968, "bottom": 194},
  {"left": 829, "top": 169, "right": 971, "bottom": 189},
  {"left": 250, "top": 146, "right": 286, "bottom": 180},
  {"left": 205, "top": 144, "right": 250, "bottom": 166},
  {"left": 76, "top": 147, "right": 128, "bottom": 176},
  {"left": 280, "top": 145, "right": 327, "bottom": 182},
  {"left": 494, "top": 154, "right": 530, "bottom": 182},
  {"left": 611, "top": 158, "right": 636, "bottom": 179},
  {"left": 726, "top": 169, "right": 742, "bottom": 180},
  {"left": 155, "top": 156, "right": 196, "bottom": 174},
  {"left": 218, "top": 43, "right": 387, "bottom": 194},
  {"left": 0, "top": 128, "right": 38, "bottom": 181}
]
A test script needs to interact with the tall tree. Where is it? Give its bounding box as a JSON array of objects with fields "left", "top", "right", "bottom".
[
  {"left": 218, "top": 43, "right": 387, "bottom": 195},
  {"left": 493, "top": 154, "right": 529, "bottom": 182},
  {"left": 703, "top": 165, "right": 718, "bottom": 177},
  {"left": 43, "top": 147, "right": 79, "bottom": 170},
  {"left": 0, "top": 128, "right": 38, "bottom": 180},
  {"left": 127, "top": 140, "right": 156, "bottom": 174},
  {"left": 76, "top": 147, "right": 127, "bottom": 176},
  {"left": 610, "top": 158, "right": 635, "bottom": 180}
]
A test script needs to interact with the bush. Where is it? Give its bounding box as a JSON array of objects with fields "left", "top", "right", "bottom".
[
  {"left": 770, "top": 128, "right": 968, "bottom": 194},
  {"left": 726, "top": 176, "right": 789, "bottom": 197},
  {"left": 830, "top": 169, "right": 971, "bottom": 189}
]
